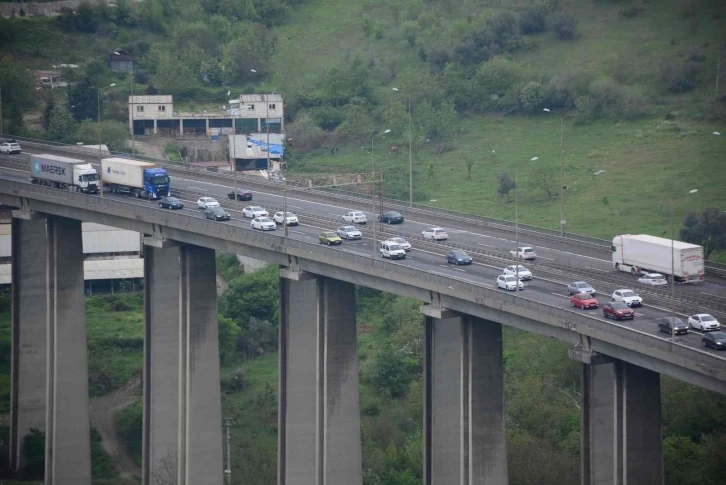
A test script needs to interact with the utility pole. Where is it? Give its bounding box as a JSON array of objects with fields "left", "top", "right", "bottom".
[
  {"left": 559, "top": 115, "right": 565, "bottom": 236},
  {"left": 408, "top": 95, "right": 413, "bottom": 207},
  {"left": 130, "top": 69, "right": 135, "bottom": 158},
  {"left": 224, "top": 417, "right": 232, "bottom": 484},
  {"left": 0, "top": 84, "right": 3, "bottom": 140},
  {"left": 266, "top": 94, "right": 271, "bottom": 178},
  {"left": 717, "top": 54, "right": 721, "bottom": 99}
]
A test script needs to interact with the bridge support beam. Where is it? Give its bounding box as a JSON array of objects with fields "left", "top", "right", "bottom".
[
  {"left": 422, "top": 307, "right": 508, "bottom": 485},
  {"left": 142, "top": 244, "right": 223, "bottom": 485},
  {"left": 575, "top": 352, "right": 664, "bottom": 485},
  {"left": 278, "top": 270, "right": 362, "bottom": 485}
]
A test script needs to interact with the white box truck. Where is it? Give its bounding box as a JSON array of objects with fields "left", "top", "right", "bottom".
[
  {"left": 101, "top": 158, "right": 170, "bottom": 199},
  {"left": 612, "top": 234, "right": 704, "bottom": 283},
  {"left": 30, "top": 154, "right": 99, "bottom": 193}
]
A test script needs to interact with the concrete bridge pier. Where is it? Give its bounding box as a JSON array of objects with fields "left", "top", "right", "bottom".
[
  {"left": 572, "top": 350, "right": 664, "bottom": 485},
  {"left": 142, "top": 242, "right": 223, "bottom": 485},
  {"left": 277, "top": 269, "right": 363, "bottom": 485},
  {"left": 9, "top": 214, "right": 92, "bottom": 484},
  {"left": 421, "top": 307, "right": 508, "bottom": 485}
]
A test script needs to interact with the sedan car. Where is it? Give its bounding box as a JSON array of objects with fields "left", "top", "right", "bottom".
[
  {"left": 638, "top": 273, "right": 668, "bottom": 286},
  {"left": 342, "top": 211, "right": 367, "bottom": 224},
  {"left": 446, "top": 249, "right": 472, "bottom": 265},
  {"left": 509, "top": 246, "right": 537, "bottom": 260},
  {"left": 570, "top": 293, "right": 599, "bottom": 310},
  {"left": 319, "top": 231, "right": 342, "bottom": 245},
  {"left": 204, "top": 206, "right": 230, "bottom": 221},
  {"left": 702, "top": 331, "right": 726, "bottom": 350},
  {"left": 568, "top": 281, "right": 596, "bottom": 296},
  {"left": 657, "top": 317, "right": 689, "bottom": 336},
  {"left": 228, "top": 188, "right": 253, "bottom": 201},
  {"left": 389, "top": 237, "right": 411, "bottom": 251},
  {"left": 158, "top": 196, "right": 184, "bottom": 209},
  {"left": 242, "top": 205, "right": 268, "bottom": 218},
  {"left": 337, "top": 225, "right": 362, "bottom": 240},
  {"left": 602, "top": 301, "right": 635, "bottom": 320},
  {"left": 503, "top": 265, "right": 532, "bottom": 280},
  {"left": 273, "top": 211, "right": 299, "bottom": 226},
  {"left": 612, "top": 289, "right": 643, "bottom": 307},
  {"left": 378, "top": 211, "right": 404, "bottom": 224},
  {"left": 251, "top": 217, "right": 276, "bottom": 231},
  {"left": 689, "top": 314, "right": 721, "bottom": 331},
  {"left": 496, "top": 275, "right": 524, "bottom": 291},
  {"left": 421, "top": 227, "right": 448, "bottom": 240},
  {"left": 0, "top": 142, "right": 21, "bottom": 154},
  {"left": 197, "top": 197, "right": 220, "bottom": 210}
]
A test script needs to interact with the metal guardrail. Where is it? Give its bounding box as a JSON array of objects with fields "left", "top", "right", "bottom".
[{"left": 0, "top": 178, "right": 724, "bottom": 377}]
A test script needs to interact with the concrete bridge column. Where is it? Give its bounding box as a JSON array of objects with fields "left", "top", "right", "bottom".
[
  {"left": 422, "top": 306, "right": 508, "bottom": 485},
  {"left": 571, "top": 349, "right": 664, "bottom": 485},
  {"left": 277, "top": 269, "right": 362, "bottom": 485},
  {"left": 142, "top": 241, "right": 223, "bottom": 485}
]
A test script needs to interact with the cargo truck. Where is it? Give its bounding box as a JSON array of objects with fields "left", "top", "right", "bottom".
[
  {"left": 612, "top": 234, "right": 704, "bottom": 283},
  {"left": 101, "top": 158, "right": 170, "bottom": 199},
  {"left": 30, "top": 154, "right": 100, "bottom": 193}
]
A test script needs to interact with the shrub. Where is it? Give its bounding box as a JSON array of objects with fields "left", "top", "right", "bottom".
[
  {"left": 575, "top": 77, "right": 644, "bottom": 122},
  {"left": 520, "top": 7, "right": 546, "bottom": 34},
  {"left": 221, "top": 369, "right": 250, "bottom": 393},
  {"left": 545, "top": 72, "right": 588, "bottom": 109},
  {"left": 661, "top": 61, "right": 701, "bottom": 93},
  {"left": 368, "top": 344, "right": 411, "bottom": 398},
  {"left": 311, "top": 105, "right": 345, "bottom": 131},
  {"left": 619, "top": 6, "right": 645, "bottom": 18},
  {"left": 488, "top": 10, "right": 521, "bottom": 47},
  {"left": 519, "top": 80, "right": 547, "bottom": 112},
  {"left": 547, "top": 11, "right": 578, "bottom": 40}
]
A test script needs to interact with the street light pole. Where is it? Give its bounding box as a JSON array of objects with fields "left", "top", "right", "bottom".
[
  {"left": 131, "top": 71, "right": 135, "bottom": 158},
  {"left": 393, "top": 88, "right": 414, "bottom": 207},
  {"left": 98, "top": 83, "right": 116, "bottom": 197},
  {"left": 266, "top": 93, "right": 271, "bottom": 177},
  {"left": 544, "top": 108, "right": 566, "bottom": 236},
  {"left": 371, "top": 129, "right": 391, "bottom": 258},
  {"left": 0, "top": 84, "right": 3, "bottom": 140},
  {"left": 670, "top": 188, "right": 699, "bottom": 342},
  {"left": 514, "top": 157, "right": 539, "bottom": 292}
]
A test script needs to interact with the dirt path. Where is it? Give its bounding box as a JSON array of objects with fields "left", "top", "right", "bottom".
[{"left": 89, "top": 377, "right": 142, "bottom": 483}]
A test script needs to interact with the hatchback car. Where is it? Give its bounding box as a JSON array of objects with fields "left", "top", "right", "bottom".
[
  {"left": 342, "top": 211, "right": 367, "bottom": 224},
  {"left": 378, "top": 211, "right": 404, "bottom": 224},
  {"left": 637, "top": 273, "right": 668, "bottom": 286},
  {"left": 273, "top": 211, "right": 299, "bottom": 226},
  {"left": 702, "top": 331, "right": 726, "bottom": 350},
  {"left": 380, "top": 240, "right": 407, "bottom": 259},
  {"left": 251, "top": 217, "right": 276, "bottom": 231},
  {"left": 204, "top": 206, "right": 230, "bottom": 221},
  {"left": 197, "top": 197, "right": 220, "bottom": 209},
  {"left": 602, "top": 301, "right": 635, "bottom": 320},
  {"left": 421, "top": 227, "right": 448, "bottom": 240},
  {"left": 389, "top": 237, "right": 411, "bottom": 251},
  {"left": 337, "top": 225, "right": 362, "bottom": 240},
  {"left": 688, "top": 314, "right": 721, "bottom": 331},
  {"left": 319, "top": 231, "right": 342, "bottom": 245},
  {"left": 228, "top": 188, "right": 253, "bottom": 201},
  {"left": 496, "top": 275, "right": 524, "bottom": 291},
  {"left": 0, "top": 142, "right": 21, "bottom": 154},
  {"left": 510, "top": 246, "right": 537, "bottom": 260},
  {"left": 570, "top": 293, "right": 599, "bottom": 310},
  {"left": 159, "top": 196, "right": 184, "bottom": 209},
  {"left": 242, "top": 206, "right": 268, "bottom": 218},
  {"left": 657, "top": 317, "right": 689, "bottom": 336},
  {"left": 612, "top": 289, "right": 643, "bottom": 307},
  {"left": 503, "top": 265, "right": 532, "bottom": 280},
  {"left": 446, "top": 250, "right": 472, "bottom": 265},
  {"left": 568, "top": 281, "right": 596, "bottom": 296}
]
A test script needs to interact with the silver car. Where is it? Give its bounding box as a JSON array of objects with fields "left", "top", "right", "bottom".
[
  {"left": 568, "top": 281, "right": 596, "bottom": 296},
  {"left": 337, "top": 225, "right": 362, "bottom": 240}
]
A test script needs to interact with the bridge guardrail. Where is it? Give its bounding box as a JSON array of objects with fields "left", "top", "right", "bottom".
[{"left": 0, "top": 179, "right": 723, "bottom": 377}]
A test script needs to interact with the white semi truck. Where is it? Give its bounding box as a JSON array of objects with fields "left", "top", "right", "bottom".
[
  {"left": 30, "top": 154, "right": 100, "bottom": 193},
  {"left": 612, "top": 234, "right": 704, "bottom": 283},
  {"left": 101, "top": 158, "right": 171, "bottom": 199}
]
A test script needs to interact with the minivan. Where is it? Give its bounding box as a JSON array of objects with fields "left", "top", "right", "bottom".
[{"left": 380, "top": 240, "right": 407, "bottom": 260}]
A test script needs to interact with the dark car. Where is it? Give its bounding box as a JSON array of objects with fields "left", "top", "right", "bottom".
[
  {"left": 657, "top": 316, "right": 689, "bottom": 336},
  {"left": 378, "top": 211, "right": 404, "bottom": 224},
  {"left": 158, "top": 196, "right": 184, "bottom": 209},
  {"left": 446, "top": 249, "right": 472, "bottom": 265},
  {"left": 228, "top": 188, "right": 253, "bottom": 201},
  {"left": 602, "top": 301, "right": 635, "bottom": 320},
  {"left": 702, "top": 331, "right": 726, "bottom": 350},
  {"left": 204, "top": 206, "right": 230, "bottom": 221}
]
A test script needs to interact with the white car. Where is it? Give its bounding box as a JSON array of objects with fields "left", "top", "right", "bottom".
[
  {"left": 389, "top": 237, "right": 411, "bottom": 251},
  {"left": 510, "top": 246, "right": 537, "bottom": 260},
  {"left": 688, "top": 314, "right": 721, "bottom": 331},
  {"left": 197, "top": 197, "right": 220, "bottom": 209},
  {"left": 422, "top": 227, "right": 448, "bottom": 240},
  {"left": 0, "top": 142, "right": 21, "bottom": 154},
  {"left": 638, "top": 273, "right": 668, "bottom": 286},
  {"left": 612, "top": 289, "right": 643, "bottom": 307},
  {"left": 379, "top": 240, "right": 406, "bottom": 260},
  {"left": 337, "top": 225, "right": 362, "bottom": 240},
  {"left": 273, "top": 211, "right": 299, "bottom": 226},
  {"left": 251, "top": 217, "right": 276, "bottom": 231},
  {"left": 503, "top": 265, "right": 532, "bottom": 280},
  {"left": 497, "top": 274, "right": 524, "bottom": 291},
  {"left": 342, "top": 211, "right": 367, "bottom": 224},
  {"left": 242, "top": 205, "right": 268, "bottom": 218}
]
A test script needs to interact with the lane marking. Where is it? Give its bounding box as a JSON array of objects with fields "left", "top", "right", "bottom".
[
  {"left": 585, "top": 266, "right": 610, "bottom": 273},
  {"left": 440, "top": 264, "right": 466, "bottom": 272},
  {"left": 188, "top": 186, "right": 207, "bottom": 192}
]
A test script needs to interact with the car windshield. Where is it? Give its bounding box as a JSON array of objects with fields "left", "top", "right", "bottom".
[
  {"left": 392, "top": 238, "right": 406, "bottom": 244},
  {"left": 700, "top": 315, "right": 715, "bottom": 321},
  {"left": 710, "top": 332, "right": 726, "bottom": 339},
  {"left": 436, "top": 230, "right": 446, "bottom": 234},
  {"left": 165, "top": 197, "right": 180, "bottom": 203},
  {"left": 622, "top": 291, "right": 636, "bottom": 297},
  {"left": 505, "top": 276, "right": 516, "bottom": 281},
  {"left": 150, "top": 175, "right": 170, "bottom": 185},
  {"left": 259, "top": 217, "right": 272, "bottom": 223},
  {"left": 576, "top": 283, "right": 589, "bottom": 288},
  {"left": 210, "top": 207, "right": 225, "bottom": 213},
  {"left": 663, "top": 317, "right": 684, "bottom": 325},
  {"left": 81, "top": 173, "right": 99, "bottom": 181},
  {"left": 285, "top": 212, "right": 295, "bottom": 217},
  {"left": 650, "top": 274, "right": 665, "bottom": 279},
  {"left": 611, "top": 302, "right": 628, "bottom": 309},
  {"left": 343, "top": 226, "right": 356, "bottom": 231},
  {"left": 452, "top": 251, "right": 467, "bottom": 257},
  {"left": 523, "top": 248, "right": 534, "bottom": 253},
  {"left": 324, "top": 233, "right": 336, "bottom": 237},
  {"left": 516, "top": 265, "right": 527, "bottom": 271},
  {"left": 352, "top": 212, "right": 363, "bottom": 216},
  {"left": 250, "top": 206, "right": 264, "bottom": 211},
  {"left": 388, "top": 244, "right": 402, "bottom": 251},
  {"left": 389, "top": 212, "right": 401, "bottom": 217}
]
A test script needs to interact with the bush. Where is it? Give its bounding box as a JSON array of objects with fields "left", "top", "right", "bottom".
[
  {"left": 519, "top": 80, "right": 547, "bottom": 112},
  {"left": 547, "top": 11, "right": 578, "bottom": 40},
  {"left": 104, "top": 296, "right": 130, "bottom": 312},
  {"left": 488, "top": 10, "right": 521, "bottom": 48},
  {"left": 661, "top": 60, "right": 701, "bottom": 93},
  {"left": 545, "top": 72, "right": 588, "bottom": 109},
  {"left": 20, "top": 429, "right": 45, "bottom": 480},
  {"left": 221, "top": 369, "right": 250, "bottom": 393},
  {"left": 575, "top": 77, "right": 644, "bottom": 122},
  {"left": 520, "top": 7, "right": 546, "bottom": 34},
  {"left": 368, "top": 344, "right": 411, "bottom": 398},
  {"left": 311, "top": 105, "right": 345, "bottom": 131},
  {"left": 235, "top": 317, "right": 278, "bottom": 359}
]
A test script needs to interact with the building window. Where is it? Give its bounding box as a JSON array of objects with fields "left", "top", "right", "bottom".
[
  {"left": 136, "top": 106, "right": 144, "bottom": 112},
  {"left": 158, "top": 105, "right": 166, "bottom": 112},
  {"left": 247, "top": 104, "right": 255, "bottom": 111},
  {"left": 269, "top": 103, "right": 276, "bottom": 110}
]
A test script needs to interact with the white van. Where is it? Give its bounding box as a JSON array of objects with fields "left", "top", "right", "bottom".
[{"left": 380, "top": 240, "right": 407, "bottom": 260}]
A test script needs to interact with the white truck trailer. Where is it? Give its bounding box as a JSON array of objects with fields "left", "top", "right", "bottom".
[
  {"left": 30, "top": 154, "right": 99, "bottom": 193},
  {"left": 101, "top": 158, "right": 170, "bottom": 199},
  {"left": 612, "top": 234, "right": 704, "bottom": 283}
]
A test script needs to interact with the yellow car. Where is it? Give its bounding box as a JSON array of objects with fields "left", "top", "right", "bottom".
[{"left": 319, "top": 231, "right": 343, "bottom": 245}]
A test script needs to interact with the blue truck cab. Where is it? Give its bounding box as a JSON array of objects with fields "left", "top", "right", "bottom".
[{"left": 144, "top": 168, "right": 171, "bottom": 198}]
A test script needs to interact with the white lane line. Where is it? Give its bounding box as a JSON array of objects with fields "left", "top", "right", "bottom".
[
  {"left": 585, "top": 266, "right": 610, "bottom": 273},
  {"left": 440, "top": 264, "right": 466, "bottom": 272},
  {"left": 537, "top": 256, "right": 554, "bottom": 261},
  {"left": 552, "top": 293, "right": 571, "bottom": 298},
  {"left": 188, "top": 186, "right": 207, "bottom": 191},
  {"left": 477, "top": 242, "right": 497, "bottom": 248},
  {"left": 702, "top": 292, "right": 726, "bottom": 300},
  {"left": 290, "top": 230, "right": 307, "bottom": 235}
]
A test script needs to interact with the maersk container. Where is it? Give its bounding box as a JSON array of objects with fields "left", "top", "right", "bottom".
[
  {"left": 30, "top": 154, "right": 99, "bottom": 193},
  {"left": 101, "top": 158, "right": 170, "bottom": 199},
  {"left": 612, "top": 234, "right": 704, "bottom": 283}
]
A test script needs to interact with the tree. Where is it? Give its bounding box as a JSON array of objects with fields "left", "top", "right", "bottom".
[
  {"left": 415, "top": 100, "right": 457, "bottom": 139},
  {"left": 218, "top": 315, "right": 240, "bottom": 364},
  {"left": 76, "top": 120, "right": 129, "bottom": 152},
  {"left": 362, "top": 14, "right": 374, "bottom": 43},
  {"left": 0, "top": 58, "right": 35, "bottom": 129},
  {"left": 44, "top": 98, "right": 56, "bottom": 131},
  {"left": 68, "top": 79, "right": 99, "bottom": 122},
  {"left": 497, "top": 172, "right": 516, "bottom": 201},
  {"left": 20, "top": 428, "right": 45, "bottom": 480},
  {"left": 255, "top": 382, "right": 277, "bottom": 430},
  {"left": 218, "top": 264, "right": 279, "bottom": 330},
  {"left": 680, "top": 207, "right": 726, "bottom": 260},
  {"left": 547, "top": 11, "right": 578, "bottom": 40},
  {"left": 47, "top": 103, "right": 77, "bottom": 143},
  {"left": 465, "top": 158, "right": 475, "bottom": 180},
  {"left": 520, "top": 81, "right": 547, "bottom": 112},
  {"left": 369, "top": 344, "right": 411, "bottom": 398},
  {"left": 220, "top": 23, "right": 276, "bottom": 84},
  {"left": 286, "top": 112, "right": 325, "bottom": 151},
  {"left": 150, "top": 50, "right": 197, "bottom": 95},
  {"left": 529, "top": 167, "right": 558, "bottom": 200}
]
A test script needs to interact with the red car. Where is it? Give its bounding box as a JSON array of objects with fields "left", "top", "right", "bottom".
[
  {"left": 570, "top": 293, "right": 599, "bottom": 310},
  {"left": 602, "top": 301, "right": 635, "bottom": 320}
]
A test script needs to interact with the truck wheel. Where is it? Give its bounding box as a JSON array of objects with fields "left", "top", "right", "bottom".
[
  {"left": 615, "top": 263, "right": 620, "bottom": 271},
  {"left": 631, "top": 267, "right": 636, "bottom": 275}
]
